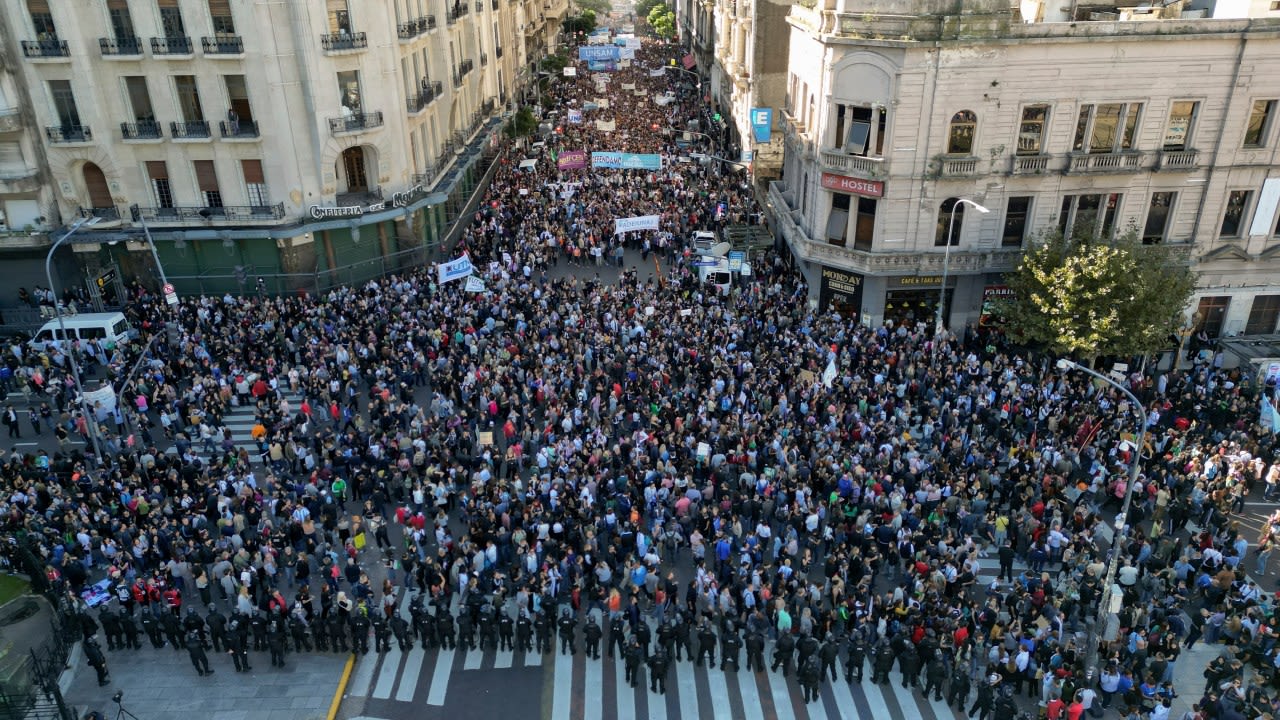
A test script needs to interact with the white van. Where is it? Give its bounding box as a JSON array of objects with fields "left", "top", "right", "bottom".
[
  {"left": 696, "top": 256, "right": 733, "bottom": 295},
  {"left": 692, "top": 231, "right": 717, "bottom": 254},
  {"left": 29, "top": 312, "right": 134, "bottom": 352}
]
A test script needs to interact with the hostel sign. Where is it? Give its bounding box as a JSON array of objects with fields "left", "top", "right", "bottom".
[{"left": 819, "top": 172, "right": 884, "bottom": 199}]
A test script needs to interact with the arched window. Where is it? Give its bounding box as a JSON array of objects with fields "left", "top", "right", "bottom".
[
  {"left": 947, "top": 110, "right": 977, "bottom": 155},
  {"left": 935, "top": 198, "right": 964, "bottom": 246}
]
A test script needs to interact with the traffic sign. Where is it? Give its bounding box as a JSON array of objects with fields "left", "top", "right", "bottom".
[{"left": 163, "top": 282, "right": 178, "bottom": 306}]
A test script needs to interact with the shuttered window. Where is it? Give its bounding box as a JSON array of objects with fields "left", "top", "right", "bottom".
[
  {"left": 193, "top": 160, "right": 218, "bottom": 193},
  {"left": 27, "top": 0, "right": 51, "bottom": 13},
  {"left": 145, "top": 161, "right": 168, "bottom": 180},
  {"left": 157, "top": 0, "right": 179, "bottom": 7},
  {"left": 0, "top": 143, "right": 24, "bottom": 174},
  {"left": 207, "top": 0, "right": 231, "bottom": 13},
  {"left": 241, "top": 159, "right": 267, "bottom": 206},
  {"left": 240, "top": 159, "right": 264, "bottom": 184},
  {"left": 107, "top": 0, "right": 129, "bottom": 8}
]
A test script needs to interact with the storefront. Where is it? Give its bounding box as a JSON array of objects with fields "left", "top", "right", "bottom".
[
  {"left": 882, "top": 274, "right": 955, "bottom": 329},
  {"left": 818, "top": 265, "right": 865, "bottom": 318}
]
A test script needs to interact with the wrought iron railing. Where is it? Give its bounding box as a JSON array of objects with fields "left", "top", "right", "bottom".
[
  {"left": 321, "top": 32, "right": 367, "bottom": 51},
  {"left": 407, "top": 82, "right": 443, "bottom": 113},
  {"left": 132, "top": 203, "right": 286, "bottom": 222},
  {"left": 170, "top": 120, "right": 212, "bottom": 139},
  {"left": 21, "top": 39, "right": 69, "bottom": 58},
  {"left": 219, "top": 120, "right": 260, "bottom": 138},
  {"left": 99, "top": 36, "right": 142, "bottom": 55},
  {"left": 150, "top": 36, "right": 193, "bottom": 54},
  {"left": 397, "top": 16, "right": 436, "bottom": 38},
  {"left": 328, "top": 111, "right": 383, "bottom": 134},
  {"left": 45, "top": 125, "right": 91, "bottom": 143},
  {"left": 201, "top": 35, "right": 243, "bottom": 54},
  {"left": 121, "top": 121, "right": 163, "bottom": 140}
]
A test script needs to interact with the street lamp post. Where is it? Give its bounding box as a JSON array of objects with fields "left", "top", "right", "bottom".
[
  {"left": 44, "top": 216, "right": 103, "bottom": 464},
  {"left": 935, "top": 198, "right": 989, "bottom": 338},
  {"left": 1056, "top": 357, "right": 1149, "bottom": 684}
]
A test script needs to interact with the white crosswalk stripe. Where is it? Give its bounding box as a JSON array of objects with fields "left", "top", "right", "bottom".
[
  {"left": 371, "top": 646, "right": 402, "bottom": 699},
  {"left": 163, "top": 390, "right": 304, "bottom": 460},
  {"left": 425, "top": 647, "right": 454, "bottom": 706},
  {"left": 395, "top": 648, "right": 425, "bottom": 702}
]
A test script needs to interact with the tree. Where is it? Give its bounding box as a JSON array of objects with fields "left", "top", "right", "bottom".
[
  {"left": 995, "top": 225, "right": 1195, "bottom": 362},
  {"left": 563, "top": 9, "right": 597, "bottom": 35},
  {"left": 505, "top": 107, "right": 538, "bottom": 138},
  {"left": 635, "top": 0, "right": 664, "bottom": 19},
  {"left": 647, "top": 4, "right": 675, "bottom": 38},
  {"left": 576, "top": 0, "right": 611, "bottom": 15}
]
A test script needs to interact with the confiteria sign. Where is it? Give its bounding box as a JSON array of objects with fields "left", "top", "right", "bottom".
[
  {"left": 819, "top": 172, "right": 884, "bottom": 199},
  {"left": 308, "top": 185, "right": 429, "bottom": 220}
]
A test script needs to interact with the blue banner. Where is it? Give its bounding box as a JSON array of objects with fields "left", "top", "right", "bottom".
[
  {"left": 578, "top": 46, "right": 620, "bottom": 61},
  {"left": 750, "top": 107, "right": 773, "bottom": 144},
  {"left": 591, "top": 152, "right": 663, "bottom": 170},
  {"left": 586, "top": 60, "right": 617, "bottom": 71}
]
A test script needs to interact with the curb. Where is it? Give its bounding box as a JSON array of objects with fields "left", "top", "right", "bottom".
[{"left": 327, "top": 653, "right": 355, "bottom": 720}]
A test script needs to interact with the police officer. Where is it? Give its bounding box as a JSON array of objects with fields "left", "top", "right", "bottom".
[
  {"left": 498, "top": 609, "right": 515, "bottom": 652},
  {"left": 819, "top": 632, "right": 840, "bottom": 681},
  {"left": 418, "top": 606, "right": 439, "bottom": 649},
  {"left": 437, "top": 609, "right": 456, "bottom": 650},
  {"left": 872, "top": 641, "right": 895, "bottom": 684},
  {"left": 623, "top": 636, "right": 643, "bottom": 688},
  {"left": 672, "top": 613, "right": 692, "bottom": 662},
  {"left": 800, "top": 652, "right": 822, "bottom": 704},
  {"left": 797, "top": 631, "right": 820, "bottom": 673},
  {"left": 745, "top": 628, "right": 765, "bottom": 672},
  {"left": 924, "top": 654, "right": 948, "bottom": 701},
  {"left": 532, "top": 607, "right": 552, "bottom": 653},
  {"left": 314, "top": 610, "right": 330, "bottom": 653},
  {"left": 648, "top": 645, "right": 670, "bottom": 694},
  {"left": 268, "top": 617, "right": 288, "bottom": 667},
  {"left": 947, "top": 663, "right": 971, "bottom": 710},
  {"left": 372, "top": 614, "right": 392, "bottom": 653},
  {"left": 608, "top": 614, "right": 626, "bottom": 659},
  {"left": 162, "top": 609, "right": 184, "bottom": 651},
  {"left": 350, "top": 610, "right": 371, "bottom": 655},
  {"left": 84, "top": 637, "right": 109, "bottom": 686},
  {"left": 329, "top": 612, "right": 348, "bottom": 653},
  {"left": 656, "top": 620, "right": 675, "bottom": 661},
  {"left": 634, "top": 617, "right": 651, "bottom": 661},
  {"left": 228, "top": 614, "right": 252, "bottom": 672},
  {"left": 141, "top": 608, "right": 164, "bottom": 649},
  {"left": 183, "top": 608, "right": 208, "bottom": 649},
  {"left": 290, "top": 613, "right": 313, "bottom": 653},
  {"left": 772, "top": 630, "right": 795, "bottom": 676},
  {"left": 899, "top": 641, "right": 921, "bottom": 689},
  {"left": 479, "top": 602, "right": 498, "bottom": 651},
  {"left": 517, "top": 610, "right": 534, "bottom": 653},
  {"left": 583, "top": 615, "right": 602, "bottom": 659},
  {"left": 118, "top": 611, "right": 141, "bottom": 650},
  {"left": 968, "top": 674, "right": 999, "bottom": 720},
  {"left": 206, "top": 606, "right": 228, "bottom": 654},
  {"left": 696, "top": 620, "right": 716, "bottom": 667},
  {"left": 250, "top": 611, "right": 269, "bottom": 652},
  {"left": 456, "top": 608, "right": 475, "bottom": 651},
  {"left": 558, "top": 608, "right": 577, "bottom": 655},
  {"left": 391, "top": 612, "right": 412, "bottom": 652},
  {"left": 186, "top": 630, "right": 214, "bottom": 676},
  {"left": 100, "top": 606, "right": 123, "bottom": 651},
  {"left": 721, "top": 622, "right": 742, "bottom": 672},
  {"left": 845, "top": 631, "right": 865, "bottom": 683}
]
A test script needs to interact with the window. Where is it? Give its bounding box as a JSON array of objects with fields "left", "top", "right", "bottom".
[
  {"left": 1002, "top": 196, "right": 1032, "bottom": 247},
  {"left": 124, "top": 77, "right": 154, "bottom": 122},
  {"left": 1220, "top": 191, "right": 1250, "bottom": 238},
  {"left": 194, "top": 160, "right": 222, "bottom": 208},
  {"left": 224, "top": 75, "right": 254, "bottom": 123},
  {"left": 146, "top": 161, "right": 173, "bottom": 208},
  {"left": 947, "top": 110, "right": 977, "bottom": 155},
  {"left": 337, "top": 71, "right": 361, "bottom": 112},
  {"left": 48, "top": 80, "right": 80, "bottom": 128},
  {"left": 157, "top": 0, "right": 186, "bottom": 37},
  {"left": 0, "top": 143, "right": 25, "bottom": 176},
  {"left": 107, "top": 0, "right": 135, "bottom": 40},
  {"left": 174, "top": 76, "right": 204, "bottom": 123},
  {"left": 27, "top": 0, "right": 56, "bottom": 38},
  {"left": 1163, "top": 101, "right": 1198, "bottom": 151},
  {"left": 825, "top": 193, "right": 850, "bottom": 247},
  {"left": 327, "top": 0, "right": 351, "bottom": 33},
  {"left": 1059, "top": 193, "right": 1122, "bottom": 241},
  {"left": 833, "top": 105, "right": 886, "bottom": 157},
  {"left": 1073, "top": 103, "right": 1142, "bottom": 153},
  {"left": 854, "top": 197, "right": 877, "bottom": 251},
  {"left": 207, "top": 0, "right": 235, "bottom": 34},
  {"left": 1246, "top": 295, "right": 1280, "bottom": 335},
  {"left": 1016, "top": 105, "right": 1048, "bottom": 156},
  {"left": 935, "top": 198, "right": 967, "bottom": 246},
  {"left": 1142, "top": 192, "right": 1175, "bottom": 245},
  {"left": 1194, "top": 296, "right": 1230, "bottom": 338},
  {"left": 241, "top": 159, "right": 268, "bottom": 206},
  {"left": 1245, "top": 100, "right": 1276, "bottom": 148}
]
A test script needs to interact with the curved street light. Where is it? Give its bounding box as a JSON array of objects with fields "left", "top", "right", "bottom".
[
  {"left": 935, "top": 197, "right": 989, "bottom": 338},
  {"left": 45, "top": 215, "right": 104, "bottom": 466}
]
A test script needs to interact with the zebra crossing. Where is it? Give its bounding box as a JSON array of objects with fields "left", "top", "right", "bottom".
[
  {"left": 163, "top": 390, "right": 303, "bottom": 462},
  {"left": 348, "top": 634, "right": 973, "bottom": 720}
]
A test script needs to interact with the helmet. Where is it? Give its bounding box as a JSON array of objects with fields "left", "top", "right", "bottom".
[{"left": 988, "top": 674, "right": 1001, "bottom": 685}]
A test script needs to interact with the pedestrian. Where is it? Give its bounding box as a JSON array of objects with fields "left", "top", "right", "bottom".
[
  {"left": 84, "top": 637, "right": 110, "bottom": 686},
  {"left": 185, "top": 630, "right": 214, "bottom": 676}
]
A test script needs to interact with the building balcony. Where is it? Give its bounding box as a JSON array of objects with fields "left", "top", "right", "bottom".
[
  {"left": 781, "top": 109, "right": 807, "bottom": 136},
  {"left": 1155, "top": 148, "right": 1199, "bottom": 172},
  {"left": 79, "top": 206, "right": 122, "bottom": 224},
  {"left": 120, "top": 121, "right": 163, "bottom": 141},
  {"left": 201, "top": 35, "right": 244, "bottom": 55},
  {"left": 447, "top": 3, "right": 470, "bottom": 24},
  {"left": 170, "top": 120, "right": 212, "bottom": 140},
  {"left": 818, "top": 148, "right": 886, "bottom": 179},
  {"left": 0, "top": 109, "right": 22, "bottom": 134},
  {"left": 99, "top": 36, "right": 143, "bottom": 57},
  {"left": 219, "top": 120, "right": 260, "bottom": 139},
  {"left": 335, "top": 188, "right": 383, "bottom": 207},
  {"left": 21, "top": 39, "right": 70, "bottom": 59},
  {"left": 0, "top": 167, "right": 41, "bottom": 194},
  {"left": 407, "top": 82, "right": 443, "bottom": 114},
  {"left": 1010, "top": 153, "right": 1052, "bottom": 175},
  {"left": 936, "top": 155, "right": 981, "bottom": 178},
  {"left": 329, "top": 111, "right": 383, "bottom": 136},
  {"left": 45, "top": 125, "right": 92, "bottom": 144},
  {"left": 320, "top": 32, "right": 367, "bottom": 53},
  {"left": 397, "top": 16, "right": 436, "bottom": 39},
  {"left": 150, "top": 36, "right": 193, "bottom": 55},
  {"left": 133, "top": 203, "right": 286, "bottom": 223},
  {"left": 1064, "top": 150, "right": 1145, "bottom": 174}
]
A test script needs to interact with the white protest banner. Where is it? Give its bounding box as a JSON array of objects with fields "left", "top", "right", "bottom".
[
  {"left": 622, "top": 83, "right": 636, "bottom": 90},
  {"left": 614, "top": 215, "right": 660, "bottom": 234},
  {"left": 563, "top": 67, "right": 577, "bottom": 76},
  {"left": 464, "top": 275, "right": 486, "bottom": 293},
  {"left": 596, "top": 98, "right": 610, "bottom": 109},
  {"left": 619, "top": 60, "right": 631, "bottom": 68},
  {"left": 619, "top": 48, "right": 635, "bottom": 60},
  {"left": 595, "top": 119, "right": 616, "bottom": 132},
  {"left": 437, "top": 253, "right": 474, "bottom": 284},
  {"left": 649, "top": 69, "right": 667, "bottom": 77}
]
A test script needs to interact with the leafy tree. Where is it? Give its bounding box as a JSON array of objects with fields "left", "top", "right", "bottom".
[
  {"left": 563, "top": 10, "right": 597, "bottom": 35},
  {"left": 647, "top": 4, "right": 675, "bottom": 38},
  {"left": 635, "top": 0, "right": 663, "bottom": 19},
  {"left": 540, "top": 53, "right": 569, "bottom": 73},
  {"left": 995, "top": 225, "right": 1195, "bottom": 363},
  {"left": 505, "top": 107, "right": 538, "bottom": 138}
]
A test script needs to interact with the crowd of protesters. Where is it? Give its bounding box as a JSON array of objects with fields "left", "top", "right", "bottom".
[{"left": 1, "top": 34, "right": 1279, "bottom": 720}]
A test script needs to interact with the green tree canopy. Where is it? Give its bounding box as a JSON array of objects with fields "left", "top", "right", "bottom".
[
  {"left": 563, "top": 10, "right": 597, "bottom": 35},
  {"left": 636, "top": 0, "right": 663, "bottom": 19},
  {"left": 995, "top": 226, "right": 1195, "bottom": 362},
  {"left": 647, "top": 4, "right": 675, "bottom": 37}
]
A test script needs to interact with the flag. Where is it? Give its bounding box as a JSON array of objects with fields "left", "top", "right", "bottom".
[
  {"left": 822, "top": 356, "right": 837, "bottom": 388},
  {"left": 1262, "top": 395, "right": 1280, "bottom": 434},
  {"left": 464, "top": 275, "right": 486, "bottom": 293}
]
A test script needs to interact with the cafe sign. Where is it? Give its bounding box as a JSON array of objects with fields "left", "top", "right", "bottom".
[
  {"left": 308, "top": 184, "right": 429, "bottom": 220},
  {"left": 820, "top": 172, "right": 884, "bottom": 199}
]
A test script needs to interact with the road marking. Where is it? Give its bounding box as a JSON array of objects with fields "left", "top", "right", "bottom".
[
  {"left": 861, "top": 681, "right": 894, "bottom": 719},
  {"left": 583, "top": 651, "right": 604, "bottom": 720},
  {"left": 736, "top": 671, "right": 763, "bottom": 720},
  {"left": 551, "top": 645, "right": 574, "bottom": 720},
  {"left": 887, "top": 678, "right": 922, "bottom": 720},
  {"left": 14, "top": 442, "right": 37, "bottom": 447},
  {"left": 524, "top": 649, "right": 542, "bottom": 667},
  {"left": 395, "top": 648, "right": 425, "bottom": 702},
  {"left": 371, "top": 646, "right": 402, "bottom": 699},
  {"left": 676, "top": 652, "right": 699, "bottom": 720},
  {"left": 766, "top": 669, "right": 797, "bottom": 720},
  {"left": 464, "top": 647, "right": 484, "bottom": 671},
  {"left": 426, "top": 648, "right": 455, "bottom": 705},
  {"left": 346, "top": 648, "right": 378, "bottom": 698},
  {"left": 614, "top": 653, "right": 636, "bottom": 720},
  {"left": 829, "top": 676, "right": 861, "bottom": 720},
  {"left": 927, "top": 686, "right": 956, "bottom": 720},
  {"left": 494, "top": 648, "right": 514, "bottom": 669},
  {"left": 705, "top": 666, "right": 734, "bottom": 720},
  {"left": 803, "top": 691, "right": 830, "bottom": 720}
]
